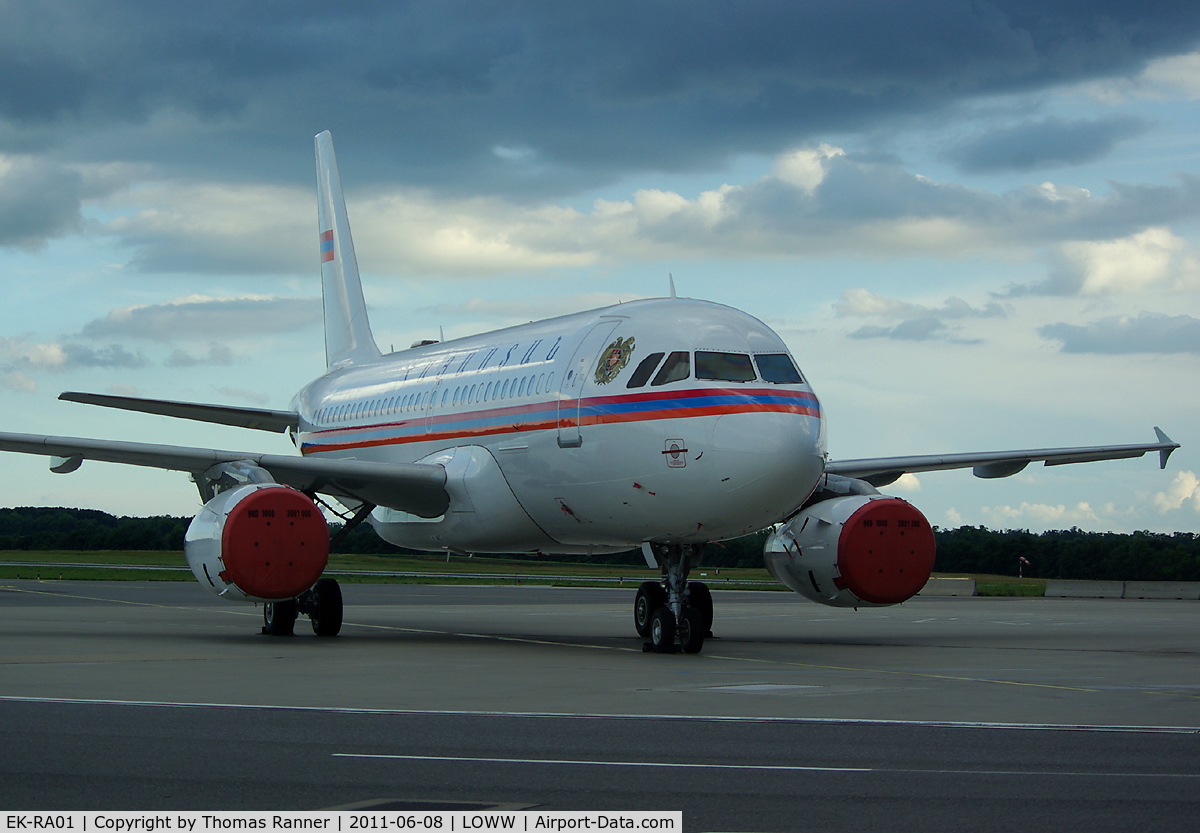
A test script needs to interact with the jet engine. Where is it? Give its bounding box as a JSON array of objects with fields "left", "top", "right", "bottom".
[
  {"left": 184, "top": 482, "right": 329, "bottom": 601},
  {"left": 764, "top": 494, "right": 935, "bottom": 608}
]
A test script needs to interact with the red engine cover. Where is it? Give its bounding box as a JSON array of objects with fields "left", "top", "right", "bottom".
[
  {"left": 836, "top": 498, "right": 936, "bottom": 605},
  {"left": 219, "top": 488, "right": 329, "bottom": 599}
]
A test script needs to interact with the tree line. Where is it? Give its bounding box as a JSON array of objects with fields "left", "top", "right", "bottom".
[{"left": 0, "top": 506, "right": 1197, "bottom": 581}]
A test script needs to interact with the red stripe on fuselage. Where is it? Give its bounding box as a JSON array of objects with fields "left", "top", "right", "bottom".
[{"left": 300, "top": 390, "right": 819, "bottom": 455}]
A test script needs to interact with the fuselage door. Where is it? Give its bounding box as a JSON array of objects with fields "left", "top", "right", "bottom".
[{"left": 556, "top": 321, "right": 619, "bottom": 448}]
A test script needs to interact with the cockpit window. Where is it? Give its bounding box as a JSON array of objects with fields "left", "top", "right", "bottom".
[
  {"left": 695, "top": 351, "right": 755, "bottom": 382},
  {"left": 651, "top": 351, "right": 690, "bottom": 386},
  {"left": 754, "top": 353, "right": 804, "bottom": 384},
  {"left": 626, "top": 352, "right": 665, "bottom": 388}
]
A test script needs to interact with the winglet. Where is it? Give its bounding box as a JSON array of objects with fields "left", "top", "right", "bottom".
[
  {"left": 1153, "top": 426, "right": 1179, "bottom": 470},
  {"left": 315, "top": 130, "right": 381, "bottom": 369}
]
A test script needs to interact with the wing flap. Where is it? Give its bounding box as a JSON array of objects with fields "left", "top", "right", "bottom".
[
  {"left": 826, "top": 429, "right": 1179, "bottom": 481},
  {"left": 59, "top": 392, "right": 298, "bottom": 433},
  {"left": 0, "top": 431, "right": 448, "bottom": 518}
]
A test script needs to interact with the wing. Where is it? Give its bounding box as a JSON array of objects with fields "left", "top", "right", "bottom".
[
  {"left": 59, "top": 391, "right": 298, "bottom": 433},
  {"left": 0, "top": 431, "right": 448, "bottom": 518},
  {"left": 826, "top": 427, "right": 1179, "bottom": 487}
]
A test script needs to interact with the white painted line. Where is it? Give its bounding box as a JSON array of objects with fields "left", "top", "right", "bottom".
[
  {"left": 332, "top": 753, "right": 870, "bottom": 772},
  {"left": 331, "top": 753, "right": 1200, "bottom": 779},
  {"left": 1, "top": 695, "right": 1197, "bottom": 734}
]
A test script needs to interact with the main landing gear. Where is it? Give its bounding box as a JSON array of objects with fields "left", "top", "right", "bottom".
[
  {"left": 262, "top": 576, "right": 343, "bottom": 637},
  {"left": 635, "top": 543, "right": 714, "bottom": 654}
]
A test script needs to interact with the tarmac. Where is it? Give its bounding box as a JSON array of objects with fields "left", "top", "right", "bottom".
[{"left": 1, "top": 580, "right": 1197, "bottom": 831}]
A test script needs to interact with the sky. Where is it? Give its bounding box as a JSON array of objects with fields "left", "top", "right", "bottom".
[{"left": 2, "top": 1, "right": 1200, "bottom": 534}]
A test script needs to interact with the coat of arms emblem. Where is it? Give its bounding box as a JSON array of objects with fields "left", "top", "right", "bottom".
[{"left": 594, "top": 336, "right": 635, "bottom": 385}]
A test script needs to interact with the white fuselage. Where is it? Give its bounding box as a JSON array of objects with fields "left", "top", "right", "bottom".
[{"left": 293, "top": 298, "right": 827, "bottom": 554}]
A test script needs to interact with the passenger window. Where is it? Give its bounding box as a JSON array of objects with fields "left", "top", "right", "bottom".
[
  {"left": 754, "top": 353, "right": 804, "bottom": 384},
  {"left": 627, "top": 352, "right": 665, "bottom": 388},
  {"left": 518, "top": 377, "right": 527, "bottom": 396},
  {"left": 695, "top": 351, "right": 755, "bottom": 382},
  {"left": 651, "top": 351, "right": 690, "bottom": 386}
]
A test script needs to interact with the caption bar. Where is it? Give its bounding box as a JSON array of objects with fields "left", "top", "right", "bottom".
[{"left": 5, "top": 813, "right": 680, "bottom": 832}]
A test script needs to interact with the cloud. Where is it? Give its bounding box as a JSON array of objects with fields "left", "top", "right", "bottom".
[
  {"left": 0, "top": 372, "right": 36, "bottom": 393},
  {"left": 1039, "top": 312, "right": 1200, "bottom": 354},
  {"left": 2, "top": 4, "right": 1200, "bottom": 196},
  {"left": 166, "top": 344, "right": 235, "bottom": 367},
  {"left": 1085, "top": 50, "right": 1200, "bottom": 102},
  {"left": 81, "top": 295, "right": 322, "bottom": 342},
  {"left": 0, "top": 155, "right": 84, "bottom": 248},
  {"left": 771, "top": 145, "right": 846, "bottom": 192},
  {"left": 352, "top": 192, "right": 599, "bottom": 277},
  {"left": 0, "top": 335, "right": 146, "bottom": 391},
  {"left": 418, "top": 292, "right": 650, "bottom": 323},
  {"left": 214, "top": 387, "right": 270, "bottom": 407},
  {"left": 849, "top": 317, "right": 953, "bottom": 342},
  {"left": 835, "top": 289, "right": 1005, "bottom": 320},
  {"left": 59, "top": 344, "right": 145, "bottom": 369},
  {"left": 566, "top": 153, "right": 1200, "bottom": 264},
  {"left": 838, "top": 289, "right": 1002, "bottom": 343},
  {"left": 946, "top": 115, "right": 1151, "bottom": 173},
  {"left": 1154, "top": 471, "right": 1200, "bottom": 513},
  {"left": 1141, "top": 50, "right": 1200, "bottom": 99},
  {"left": 981, "top": 501, "right": 1104, "bottom": 527},
  {"left": 1016, "top": 227, "right": 1200, "bottom": 296},
  {"left": 87, "top": 146, "right": 1200, "bottom": 277},
  {"left": 99, "top": 182, "right": 314, "bottom": 275}
]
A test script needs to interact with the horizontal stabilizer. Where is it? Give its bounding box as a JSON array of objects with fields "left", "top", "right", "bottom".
[{"left": 59, "top": 392, "right": 298, "bottom": 434}]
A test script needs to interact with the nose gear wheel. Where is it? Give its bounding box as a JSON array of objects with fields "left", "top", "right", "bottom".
[{"left": 636, "top": 542, "right": 710, "bottom": 654}]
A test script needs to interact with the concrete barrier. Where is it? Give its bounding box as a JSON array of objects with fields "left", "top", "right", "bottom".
[
  {"left": 1123, "top": 581, "right": 1200, "bottom": 600},
  {"left": 1046, "top": 580, "right": 1125, "bottom": 598},
  {"left": 919, "top": 578, "right": 977, "bottom": 596}
]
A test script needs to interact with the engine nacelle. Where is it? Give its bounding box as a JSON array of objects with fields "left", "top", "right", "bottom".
[
  {"left": 184, "top": 483, "right": 329, "bottom": 602},
  {"left": 764, "top": 494, "right": 935, "bottom": 608}
]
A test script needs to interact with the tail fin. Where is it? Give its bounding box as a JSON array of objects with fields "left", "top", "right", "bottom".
[{"left": 315, "top": 130, "right": 381, "bottom": 369}]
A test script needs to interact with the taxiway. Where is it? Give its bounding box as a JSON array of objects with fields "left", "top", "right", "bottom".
[{"left": 0, "top": 581, "right": 1196, "bottom": 831}]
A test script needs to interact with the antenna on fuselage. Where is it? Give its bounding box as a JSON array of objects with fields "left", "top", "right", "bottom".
[{"left": 669, "top": 274, "right": 677, "bottom": 299}]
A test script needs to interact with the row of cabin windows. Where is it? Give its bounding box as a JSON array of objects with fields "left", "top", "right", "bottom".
[
  {"left": 315, "top": 350, "right": 802, "bottom": 425},
  {"left": 316, "top": 371, "right": 557, "bottom": 425},
  {"left": 626, "top": 350, "right": 804, "bottom": 389}
]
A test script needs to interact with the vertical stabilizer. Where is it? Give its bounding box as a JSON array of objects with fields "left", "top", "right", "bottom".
[{"left": 315, "top": 130, "right": 381, "bottom": 369}]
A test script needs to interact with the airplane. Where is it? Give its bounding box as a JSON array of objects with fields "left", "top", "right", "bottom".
[{"left": 0, "top": 131, "right": 1180, "bottom": 654}]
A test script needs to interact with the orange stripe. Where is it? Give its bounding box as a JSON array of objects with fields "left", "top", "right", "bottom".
[{"left": 301, "top": 403, "right": 818, "bottom": 456}]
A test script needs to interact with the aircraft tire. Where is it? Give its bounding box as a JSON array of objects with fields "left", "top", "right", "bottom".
[
  {"left": 263, "top": 599, "right": 298, "bottom": 636},
  {"left": 634, "top": 581, "right": 666, "bottom": 637},
  {"left": 310, "top": 577, "right": 343, "bottom": 637},
  {"left": 688, "top": 581, "right": 714, "bottom": 636},
  {"left": 678, "top": 607, "right": 706, "bottom": 654},
  {"left": 649, "top": 607, "right": 676, "bottom": 653}
]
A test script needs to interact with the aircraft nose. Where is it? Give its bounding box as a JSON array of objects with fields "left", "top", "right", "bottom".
[{"left": 708, "top": 410, "right": 825, "bottom": 520}]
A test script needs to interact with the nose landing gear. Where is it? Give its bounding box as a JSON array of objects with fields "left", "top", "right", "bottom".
[{"left": 637, "top": 542, "right": 713, "bottom": 654}]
